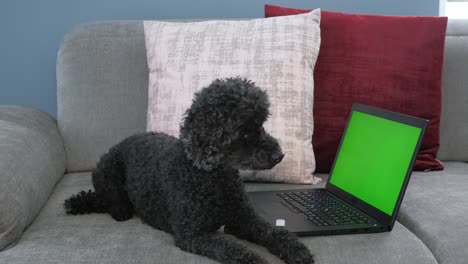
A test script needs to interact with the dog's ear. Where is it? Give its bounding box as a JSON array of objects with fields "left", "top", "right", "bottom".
[
  {"left": 179, "top": 99, "right": 233, "bottom": 172},
  {"left": 180, "top": 77, "right": 270, "bottom": 171},
  {"left": 179, "top": 124, "right": 229, "bottom": 171}
]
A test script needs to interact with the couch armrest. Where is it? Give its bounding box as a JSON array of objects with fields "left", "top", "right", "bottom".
[{"left": 0, "top": 106, "right": 67, "bottom": 251}]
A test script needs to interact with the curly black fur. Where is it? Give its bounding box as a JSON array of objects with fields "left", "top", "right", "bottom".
[
  {"left": 64, "top": 77, "right": 314, "bottom": 264},
  {"left": 64, "top": 190, "right": 108, "bottom": 214}
]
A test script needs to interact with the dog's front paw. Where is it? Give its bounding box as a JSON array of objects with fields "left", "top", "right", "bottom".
[
  {"left": 237, "top": 251, "right": 268, "bottom": 264},
  {"left": 109, "top": 205, "right": 133, "bottom": 221},
  {"left": 272, "top": 228, "right": 315, "bottom": 264},
  {"left": 280, "top": 247, "right": 315, "bottom": 264}
]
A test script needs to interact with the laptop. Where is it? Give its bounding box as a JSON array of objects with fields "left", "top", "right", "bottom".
[{"left": 247, "top": 103, "right": 428, "bottom": 236}]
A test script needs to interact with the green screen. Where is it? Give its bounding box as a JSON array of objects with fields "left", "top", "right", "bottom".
[{"left": 329, "top": 111, "right": 421, "bottom": 216}]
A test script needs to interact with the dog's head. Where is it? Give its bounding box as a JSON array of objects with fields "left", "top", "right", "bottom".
[{"left": 180, "top": 77, "right": 284, "bottom": 172}]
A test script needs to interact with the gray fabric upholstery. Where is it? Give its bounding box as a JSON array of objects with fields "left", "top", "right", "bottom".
[
  {"left": 0, "top": 172, "right": 437, "bottom": 264},
  {"left": 57, "top": 21, "right": 149, "bottom": 172},
  {"left": 438, "top": 19, "right": 468, "bottom": 161},
  {"left": 0, "top": 106, "right": 67, "bottom": 251},
  {"left": 398, "top": 161, "right": 468, "bottom": 264},
  {"left": 445, "top": 19, "right": 468, "bottom": 36}
]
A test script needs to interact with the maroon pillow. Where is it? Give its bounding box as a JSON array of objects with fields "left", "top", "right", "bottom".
[{"left": 265, "top": 4, "right": 447, "bottom": 172}]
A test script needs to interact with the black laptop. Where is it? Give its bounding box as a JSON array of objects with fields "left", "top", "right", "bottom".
[{"left": 248, "top": 103, "right": 428, "bottom": 236}]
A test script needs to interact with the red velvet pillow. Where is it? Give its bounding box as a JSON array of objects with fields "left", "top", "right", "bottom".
[{"left": 265, "top": 4, "right": 447, "bottom": 172}]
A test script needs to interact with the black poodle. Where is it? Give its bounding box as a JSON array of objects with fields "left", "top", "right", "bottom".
[{"left": 64, "top": 77, "right": 314, "bottom": 264}]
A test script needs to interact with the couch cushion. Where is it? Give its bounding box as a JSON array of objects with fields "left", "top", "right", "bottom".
[
  {"left": 438, "top": 19, "right": 468, "bottom": 162},
  {"left": 57, "top": 21, "right": 149, "bottom": 172},
  {"left": 0, "top": 172, "right": 436, "bottom": 263},
  {"left": 0, "top": 106, "right": 67, "bottom": 251},
  {"left": 398, "top": 161, "right": 468, "bottom": 264}
]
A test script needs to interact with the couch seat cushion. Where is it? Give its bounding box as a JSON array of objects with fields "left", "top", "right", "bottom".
[
  {"left": 398, "top": 161, "right": 468, "bottom": 264},
  {"left": 0, "top": 173, "right": 436, "bottom": 264}
]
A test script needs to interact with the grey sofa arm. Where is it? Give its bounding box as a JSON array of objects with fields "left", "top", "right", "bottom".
[{"left": 0, "top": 106, "right": 66, "bottom": 251}]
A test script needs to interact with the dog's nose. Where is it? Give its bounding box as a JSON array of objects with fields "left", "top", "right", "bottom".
[{"left": 272, "top": 153, "right": 284, "bottom": 164}]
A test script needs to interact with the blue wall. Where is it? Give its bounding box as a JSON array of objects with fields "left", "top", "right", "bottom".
[{"left": 0, "top": 0, "right": 440, "bottom": 117}]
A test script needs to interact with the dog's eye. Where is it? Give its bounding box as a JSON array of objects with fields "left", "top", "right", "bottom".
[{"left": 242, "top": 131, "right": 255, "bottom": 141}]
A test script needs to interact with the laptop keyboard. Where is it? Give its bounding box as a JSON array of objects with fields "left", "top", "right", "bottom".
[{"left": 277, "top": 190, "right": 374, "bottom": 227}]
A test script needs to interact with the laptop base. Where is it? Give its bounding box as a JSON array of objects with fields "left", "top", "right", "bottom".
[{"left": 247, "top": 189, "right": 386, "bottom": 236}]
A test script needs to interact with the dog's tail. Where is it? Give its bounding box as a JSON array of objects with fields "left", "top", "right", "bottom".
[{"left": 64, "top": 190, "right": 109, "bottom": 215}]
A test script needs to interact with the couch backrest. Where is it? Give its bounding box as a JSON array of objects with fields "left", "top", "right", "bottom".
[
  {"left": 57, "top": 21, "right": 148, "bottom": 172},
  {"left": 438, "top": 19, "right": 468, "bottom": 162},
  {"left": 57, "top": 19, "right": 468, "bottom": 172}
]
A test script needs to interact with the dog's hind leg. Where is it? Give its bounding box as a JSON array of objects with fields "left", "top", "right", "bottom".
[
  {"left": 175, "top": 234, "right": 267, "bottom": 264},
  {"left": 92, "top": 146, "right": 134, "bottom": 221}
]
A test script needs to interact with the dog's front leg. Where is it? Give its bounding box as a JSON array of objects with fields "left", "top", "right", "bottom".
[
  {"left": 225, "top": 201, "right": 314, "bottom": 264},
  {"left": 174, "top": 233, "right": 267, "bottom": 264}
]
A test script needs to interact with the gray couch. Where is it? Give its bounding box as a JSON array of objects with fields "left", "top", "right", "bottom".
[{"left": 1, "top": 19, "right": 467, "bottom": 264}]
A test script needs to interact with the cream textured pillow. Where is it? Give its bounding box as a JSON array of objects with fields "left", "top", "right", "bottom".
[{"left": 144, "top": 10, "right": 321, "bottom": 184}]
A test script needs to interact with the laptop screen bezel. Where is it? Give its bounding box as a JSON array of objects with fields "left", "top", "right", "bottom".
[{"left": 325, "top": 103, "right": 428, "bottom": 230}]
